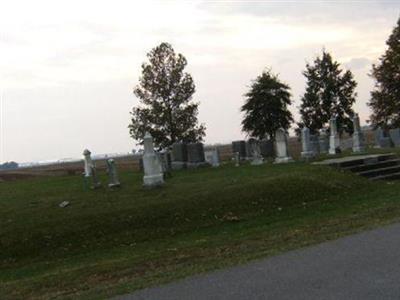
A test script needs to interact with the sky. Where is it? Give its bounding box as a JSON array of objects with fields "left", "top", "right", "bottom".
[{"left": 0, "top": 0, "right": 399, "bottom": 163}]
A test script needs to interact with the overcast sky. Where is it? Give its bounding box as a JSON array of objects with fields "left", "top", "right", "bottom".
[{"left": 1, "top": 0, "right": 399, "bottom": 163}]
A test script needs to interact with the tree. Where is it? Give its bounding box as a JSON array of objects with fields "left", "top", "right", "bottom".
[
  {"left": 241, "top": 69, "right": 293, "bottom": 140},
  {"left": 298, "top": 50, "right": 357, "bottom": 135},
  {"left": 369, "top": 17, "right": 400, "bottom": 129},
  {"left": 129, "top": 42, "right": 206, "bottom": 149}
]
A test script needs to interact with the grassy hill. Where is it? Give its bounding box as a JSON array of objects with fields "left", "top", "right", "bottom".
[{"left": 1, "top": 162, "right": 400, "bottom": 299}]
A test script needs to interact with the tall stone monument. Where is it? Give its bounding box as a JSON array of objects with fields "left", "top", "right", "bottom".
[
  {"left": 301, "top": 127, "right": 314, "bottom": 159},
  {"left": 106, "top": 159, "right": 121, "bottom": 188},
  {"left": 329, "top": 116, "right": 340, "bottom": 155},
  {"left": 82, "top": 149, "right": 101, "bottom": 189},
  {"left": 142, "top": 132, "right": 164, "bottom": 187},
  {"left": 274, "top": 128, "right": 293, "bottom": 163},
  {"left": 352, "top": 114, "right": 365, "bottom": 153},
  {"left": 83, "top": 149, "right": 94, "bottom": 177}
]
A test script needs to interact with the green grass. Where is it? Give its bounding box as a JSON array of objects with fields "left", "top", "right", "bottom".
[{"left": 1, "top": 161, "right": 400, "bottom": 299}]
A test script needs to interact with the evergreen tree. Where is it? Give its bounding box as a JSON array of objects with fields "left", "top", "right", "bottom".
[
  {"left": 369, "top": 17, "right": 400, "bottom": 129},
  {"left": 241, "top": 70, "right": 293, "bottom": 140},
  {"left": 129, "top": 42, "right": 206, "bottom": 149},
  {"left": 298, "top": 50, "right": 357, "bottom": 135}
]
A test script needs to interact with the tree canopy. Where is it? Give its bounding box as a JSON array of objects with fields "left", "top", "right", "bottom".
[
  {"left": 129, "top": 42, "right": 205, "bottom": 149},
  {"left": 241, "top": 70, "right": 293, "bottom": 140},
  {"left": 298, "top": 50, "right": 357, "bottom": 135},
  {"left": 369, "top": 17, "right": 400, "bottom": 129}
]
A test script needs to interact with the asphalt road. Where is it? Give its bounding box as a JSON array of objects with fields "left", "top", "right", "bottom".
[{"left": 117, "top": 223, "right": 400, "bottom": 300}]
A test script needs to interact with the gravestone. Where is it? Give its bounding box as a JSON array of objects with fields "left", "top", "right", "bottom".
[
  {"left": 319, "top": 129, "right": 329, "bottom": 154},
  {"left": 106, "top": 159, "right": 121, "bottom": 188},
  {"left": 248, "top": 139, "right": 263, "bottom": 165},
  {"left": 274, "top": 128, "right": 293, "bottom": 163},
  {"left": 310, "top": 134, "right": 320, "bottom": 155},
  {"left": 158, "top": 150, "right": 172, "bottom": 178},
  {"left": 341, "top": 138, "right": 353, "bottom": 150},
  {"left": 83, "top": 149, "right": 101, "bottom": 189},
  {"left": 374, "top": 127, "right": 392, "bottom": 148},
  {"left": 205, "top": 148, "right": 220, "bottom": 167},
  {"left": 142, "top": 132, "right": 164, "bottom": 187},
  {"left": 352, "top": 114, "right": 365, "bottom": 153},
  {"left": 329, "top": 116, "right": 340, "bottom": 155},
  {"left": 259, "top": 139, "right": 274, "bottom": 158},
  {"left": 301, "top": 127, "right": 314, "bottom": 159},
  {"left": 83, "top": 149, "right": 94, "bottom": 177},
  {"left": 389, "top": 128, "right": 400, "bottom": 147},
  {"left": 234, "top": 152, "right": 240, "bottom": 167},
  {"left": 171, "top": 142, "right": 187, "bottom": 170},
  {"left": 232, "top": 140, "right": 247, "bottom": 160},
  {"left": 187, "top": 143, "right": 206, "bottom": 168}
]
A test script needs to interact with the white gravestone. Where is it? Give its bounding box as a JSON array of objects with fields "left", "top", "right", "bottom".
[
  {"left": 352, "top": 114, "right": 365, "bottom": 153},
  {"left": 205, "top": 148, "right": 220, "bottom": 167},
  {"left": 250, "top": 141, "right": 263, "bottom": 165},
  {"left": 329, "top": 116, "right": 340, "bottom": 155},
  {"left": 107, "top": 159, "right": 121, "bottom": 188},
  {"left": 275, "top": 128, "right": 293, "bottom": 163},
  {"left": 301, "top": 127, "right": 314, "bottom": 159},
  {"left": 83, "top": 149, "right": 94, "bottom": 177},
  {"left": 82, "top": 149, "right": 101, "bottom": 189},
  {"left": 142, "top": 132, "right": 164, "bottom": 187},
  {"left": 234, "top": 152, "right": 240, "bottom": 167}
]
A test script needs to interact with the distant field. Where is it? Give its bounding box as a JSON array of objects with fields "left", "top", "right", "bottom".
[{"left": 1, "top": 159, "right": 400, "bottom": 299}]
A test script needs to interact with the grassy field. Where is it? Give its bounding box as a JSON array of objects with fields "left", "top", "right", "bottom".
[{"left": 1, "top": 160, "right": 400, "bottom": 299}]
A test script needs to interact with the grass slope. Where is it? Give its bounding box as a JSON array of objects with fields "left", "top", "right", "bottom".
[{"left": 1, "top": 162, "right": 400, "bottom": 299}]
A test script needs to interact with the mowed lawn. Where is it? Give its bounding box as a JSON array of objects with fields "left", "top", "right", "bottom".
[{"left": 1, "top": 162, "right": 400, "bottom": 299}]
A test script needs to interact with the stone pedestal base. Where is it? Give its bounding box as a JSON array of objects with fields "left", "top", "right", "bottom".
[
  {"left": 143, "top": 173, "right": 164, "bottom": 187},
  {"left": 275, "top": 156, "right": 293, "bottom": 164}
]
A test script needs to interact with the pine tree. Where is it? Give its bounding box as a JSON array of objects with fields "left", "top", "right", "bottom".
[
  {"left": 129, "top": 43, "right": 206, "bottom": 148},
  {"left": 298, "top": 50, "right": 357, "bottom": 135},
  {"left": 369, "top": 17, "right": 400, "bottom": 129},
  {"left": 241, "top": 70, "right": 293, "bottom": 140}
]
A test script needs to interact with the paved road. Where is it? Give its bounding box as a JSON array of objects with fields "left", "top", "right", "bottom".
[{"left": 118, "top": 223, "right": 400, "bottom": 300}]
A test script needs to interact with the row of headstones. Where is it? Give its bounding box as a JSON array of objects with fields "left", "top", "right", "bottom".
[
  {"left": 82, "top": 133, "right": 222, "bottom": 189},
  {"left": 232, "top": 128, "right": 294, "bottom": 165},
  {"left": 235, "top": 114, "right": 366, "bottom": 165},
  {"left": 301, "top": 114, "right": 366, "bottom": 158},
  {"left": 82, "top": 149, "right": 121, "bottom": 189},
  {"left": 82, "top": 114, "right": 372, "bottom": 189},
  {"left": 142, "top": 132, "right": 223, "bottom": 187}
]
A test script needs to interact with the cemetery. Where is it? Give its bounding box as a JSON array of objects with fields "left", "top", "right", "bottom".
[
  {"left": 2, "top": 126, "right": 400, "bottom": 298},
  {"left": 1, "top": 8, "right": 399, "bottom": 299}
]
